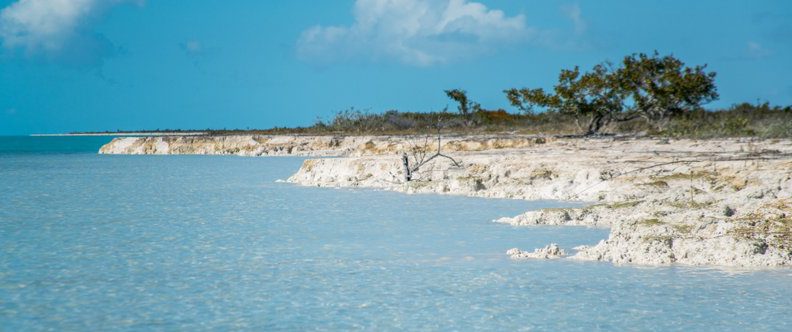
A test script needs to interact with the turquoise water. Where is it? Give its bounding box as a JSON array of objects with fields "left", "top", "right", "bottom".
[
  {"left": 0, "top": 136, "right": 113, "bottom": 155},
  {"left": 1, "top": 137, "right": 791, "bottom": 331}
]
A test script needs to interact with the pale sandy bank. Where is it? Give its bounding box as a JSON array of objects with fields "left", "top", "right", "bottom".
[{"left": 100, "top": 135, "right": 792, "bottom": 268}]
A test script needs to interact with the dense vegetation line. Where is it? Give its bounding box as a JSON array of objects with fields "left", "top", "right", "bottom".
[{"left": 77, "top": 52, "right": 792, "bottom": 139}]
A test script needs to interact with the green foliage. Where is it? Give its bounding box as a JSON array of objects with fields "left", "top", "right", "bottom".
[
  {"left": 275, "top": 102, "right": 789, "bottom": 137},
  {"left": 505, "top": 88, "right": 552, "bottom": 113},
  {"left": 444, "top": 89, "right": 475, "bottom": 116},
  {"left": 445, "top": 89, "right": 517, "bottom": 127},
  {"left": 445, "top": 89, "right": 485, "bottom": 127},
  {"left": 115, "top": 50, "right": 786, "bottom": 138},
  {"left": 663, "top": 103, "right": 791, "bottom": 138},
  {"left": 118, "top": 101, "right": 790, "bottom": 138},
  {"left": 617, "top": 52, "right": 718, "bottom": 129},
  {"left": 505, "top": 64, "right": 626, "bottom": 135},
  {"left": 473, "top": 109, "right": 514, "bottom": 125},
  {"left": 504, "top": 52, "right": 718, "bottom": 135}
]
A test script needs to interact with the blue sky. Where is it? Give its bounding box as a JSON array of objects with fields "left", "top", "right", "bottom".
[{"left": 1, "top": 0, "right": 790, "bottom": 135}]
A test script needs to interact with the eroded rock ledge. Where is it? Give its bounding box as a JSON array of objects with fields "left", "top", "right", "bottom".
[
  {"left": 100, "top": 135, "right": 792, "bottom": 268},
  {"left": 98, "top": 135, "right": 549, "bottom": 157},
  {"left": 508, "top": 244, "right": 566, "bottom": 260},
  {"left": 286, "top": 136, "right": 792, "bottom": 268}
]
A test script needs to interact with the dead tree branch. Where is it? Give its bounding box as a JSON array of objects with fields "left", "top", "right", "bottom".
[{"left": 401, "top": 123, "right": 462, "bottom": 182}]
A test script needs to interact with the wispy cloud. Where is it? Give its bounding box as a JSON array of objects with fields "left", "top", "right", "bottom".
[
  {"left": 297, "top": 0, "right": 534, "bottom": 66},
  {"left": 0, "top": 0, "right": 140, "bottom": 65},
  {"left": 561, "top": 4, "right": 586, "bottom": 35},
  {"left": 719, "top": 40, "right": 775, "bottom": 62},
  {"left": 180, "top": 40, "right": 203, "bottom": 55},
  {"left": 747, "top": 41, "right": 771, "bottom": 59}
]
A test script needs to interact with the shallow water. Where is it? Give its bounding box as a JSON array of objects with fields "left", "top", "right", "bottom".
[{"left": 1, "top": 137, "right": 791, "bottom": 331}]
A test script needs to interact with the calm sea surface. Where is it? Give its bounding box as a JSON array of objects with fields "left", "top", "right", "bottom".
[{"left": 1, "top": 136, "right": 791, "bottom": 331}]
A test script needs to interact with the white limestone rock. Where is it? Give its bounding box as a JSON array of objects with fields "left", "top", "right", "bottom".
[
  {"left": 507, "top": 244, "right": 567, "bottom": 260},
  {"left": 100, "top": 134, "right": 792, "bottom": 268}
]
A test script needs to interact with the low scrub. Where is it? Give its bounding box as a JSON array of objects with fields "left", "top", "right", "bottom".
[{"left": 203, "top": 102, "right": 791, "bottom": 138}]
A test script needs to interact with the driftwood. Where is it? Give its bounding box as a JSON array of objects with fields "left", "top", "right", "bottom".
[{"left": 402, "top": 128, "right": 461, "bottom": 182}]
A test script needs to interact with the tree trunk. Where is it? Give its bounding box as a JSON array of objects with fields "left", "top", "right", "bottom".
[
  {"left": 401, "top": 153, "right": 412, "bottom": 182},
  {"left": 586, "top": 114, "right": 607, "bottom": 135}
]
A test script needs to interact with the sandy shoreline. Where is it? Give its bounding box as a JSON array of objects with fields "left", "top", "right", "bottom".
[{"left": 100, "top": 135, "right": 792, "bottom": 268}]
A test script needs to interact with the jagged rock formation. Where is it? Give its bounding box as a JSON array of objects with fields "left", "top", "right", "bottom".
[
  {"left": 98, "top": 135, "right": 550, "bottom": 157},
  {"left": 100, "top": 135, "right": 792, "bottom": 268},
  {"left": 100, "top": 135, "right": 364, "bottom": 156},
  {"left": 287, "top": 137, "right": 792, "bottom": 268},
  {"left": 507, "top": 244, "right": 567, "bottom": 260}
]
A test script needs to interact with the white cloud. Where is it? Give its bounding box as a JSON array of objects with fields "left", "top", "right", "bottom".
[
  {"left": 561, "top": 4, "right": 586, "bottom": 35},
  {"left": 0, "top": 0, "right": 139, "bottom": 59},
  {"left": 180, "top": 40, "right": 203, "bottom": 55},
  {"left": 0, "top": 0, "right": 99, "bottom": 52},
  {"left": 297, "top": 0, "right": 532, "bottom": 66},
  {"left": 747, "top": 41, "right": 771, "bottom": 59}
]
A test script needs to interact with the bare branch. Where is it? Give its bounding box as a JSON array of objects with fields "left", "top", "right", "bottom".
[{"left": 404, "top": 122, "right": 463, "bottom": 181}]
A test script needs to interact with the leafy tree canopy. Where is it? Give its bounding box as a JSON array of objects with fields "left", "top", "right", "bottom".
[{"left": 505, "top": 52, "right": 718, "bottom": 135}]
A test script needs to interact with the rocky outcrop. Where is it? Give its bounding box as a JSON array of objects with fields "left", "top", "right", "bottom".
[
  {"left": 572, "top": 199, "right": 792, "bottom": 267},
  {"left": 507, "top": 244, "right": 567, "bottom": 260},
  {"left": 98, "top": 135, "right": 552, "bottom": 157},
  {"left": 99, "top": 135, "right": 363, "bottom": 156},
  {"left": 288, "top": 137, "right": 792, "bottom": 268},
  {"left": 100, "top": 134, "right": 792, "bottom": 268},
  {"left": 494, "top": 206, "right": 614, "bottom": 228}
]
